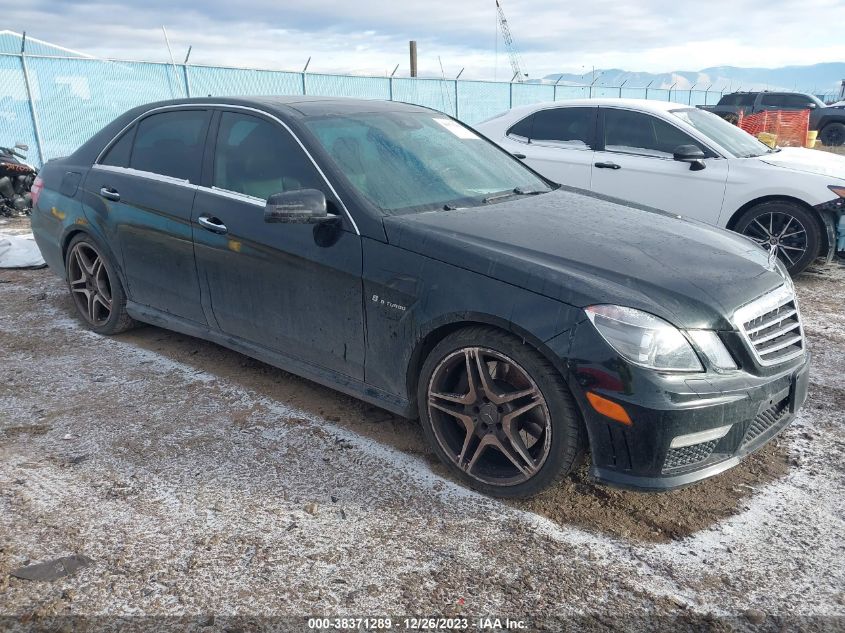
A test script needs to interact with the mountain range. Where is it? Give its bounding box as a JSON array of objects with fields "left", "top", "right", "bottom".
[{"left": 539, "top": 63, "right": 845, "bottom": 96}]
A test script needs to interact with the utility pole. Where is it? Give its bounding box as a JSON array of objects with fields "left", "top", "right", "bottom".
[{"left": 409, "top": 41, "right": 418, "bottom": 78}]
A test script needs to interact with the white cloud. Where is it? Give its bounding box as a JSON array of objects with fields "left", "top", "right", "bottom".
[{"left": 5, "top": 0, "right": 845, "bottom": 80}]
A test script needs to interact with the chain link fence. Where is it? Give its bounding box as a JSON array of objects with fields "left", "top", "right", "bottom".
[{"left": 2, "top": 47, "right": 837, "bottom": 167}]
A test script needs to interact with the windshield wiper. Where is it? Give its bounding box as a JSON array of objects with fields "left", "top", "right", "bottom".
[
  {"left": 482, "top": 187, "right": 547, "bottom": 204},
  {"left": 514, "top": 186, "right": 547, "bottom": 195}
]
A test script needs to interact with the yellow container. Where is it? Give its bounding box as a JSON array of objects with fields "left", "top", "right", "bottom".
[
  {"left": 806, "top": 130, "right": 818, "bottom": 148},
  {"left": 757, "top": 132, "right": 777, "bottom": 148}
]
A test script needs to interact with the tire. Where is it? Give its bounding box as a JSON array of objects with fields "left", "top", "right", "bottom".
[
  {"left": 819, "top": 122, "right": 845, "bottom": 147},
  {"left": 65, "top": 234, "right": 135, "bottom": 335},
  {"left": 417, "top": 326, "right": 583, "bottom": 498},
  {"left": 733, "top": 201, "right": 822, "bottom": 275}
]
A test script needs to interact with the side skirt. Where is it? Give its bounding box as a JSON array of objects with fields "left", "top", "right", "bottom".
[{"left": 125, "top": 301, "right": 414, "bottom": 418}]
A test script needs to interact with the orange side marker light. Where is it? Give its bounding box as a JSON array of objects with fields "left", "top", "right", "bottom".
[{"left": 586, "top": 392, "right": 632, "bottom": 426}]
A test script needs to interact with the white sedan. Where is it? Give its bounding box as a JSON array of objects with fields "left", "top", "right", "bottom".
[{"left": 477, "top": 99, "right": 845, "bottom": 274}]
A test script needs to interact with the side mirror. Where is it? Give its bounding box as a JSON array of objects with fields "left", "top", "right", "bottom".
[
  {"left": 804, "top": 103, "right": 817, "bottom": 109},
  {"left": 264, "top": 189, "right": 332, "bottom": 224},
  {"left": 673, "top": 144, "right": 706, "bottom": 171}
]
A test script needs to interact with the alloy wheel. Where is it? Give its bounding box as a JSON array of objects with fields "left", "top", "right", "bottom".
[
  {"left": 68, "top": 242, "right": 113, "bottom": 326},
  {"left": 740, "top": 211, "right": 808, "bottom": 269},
  {"left": 427, "top": 347, "right": 552, "bottom": 487}
]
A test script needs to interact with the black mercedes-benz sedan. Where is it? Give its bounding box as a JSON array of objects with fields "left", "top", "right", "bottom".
[{"left": 30, "top": 96, "right": 810, "bottom": 497}]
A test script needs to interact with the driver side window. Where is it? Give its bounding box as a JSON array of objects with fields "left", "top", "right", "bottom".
[
  {"left": 603, "top": 109, "right": 705, "bottom": 158},
  {"left": 213, "top": 112, "right": 323, "bottom": 201}
]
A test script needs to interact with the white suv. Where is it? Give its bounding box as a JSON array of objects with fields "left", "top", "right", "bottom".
[{"left": 477, "top": 99, "right": 845, "bottom": 274}]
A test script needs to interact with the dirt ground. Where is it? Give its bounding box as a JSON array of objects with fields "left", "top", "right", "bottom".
[{"left": 1, "top": 218, "right": 844, "bottom": 630}]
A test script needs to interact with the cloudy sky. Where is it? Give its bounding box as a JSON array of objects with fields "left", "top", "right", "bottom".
[{"left": 7, "top": 0, "right": 845, "bottom": 79}]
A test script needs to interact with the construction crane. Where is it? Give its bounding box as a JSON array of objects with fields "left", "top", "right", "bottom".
[{"left": 496, "top": 0, "right": 526, "bottom": 82}]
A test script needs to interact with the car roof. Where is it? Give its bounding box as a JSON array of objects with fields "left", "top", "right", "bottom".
[
  {"left": 125, "top": 95, "right": 435, "bottom": 117},
  {"left": 498, "top": 98, "right": 691, "bottom": 120}
]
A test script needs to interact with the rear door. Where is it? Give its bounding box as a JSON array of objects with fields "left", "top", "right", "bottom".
[
  {"left": 508, "top": 106, "right": 596, "bottom": 189},
  {"left": 86, "top": 108, "right": 210, "bottom": 324},
  {"left": 191, "top": 109, "right": 365, "bottom": 379},
  {"left": 590, "top": 107, "right": 729, "bottom": 224}
]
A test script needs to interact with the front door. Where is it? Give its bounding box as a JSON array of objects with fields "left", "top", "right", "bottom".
[
  {"left": 590, "top": 107, "right": 729, "bottom": 224},
  {"left": 191, "top": 109, "right": 365, "bottom": 379},
  {"left": 86, "top": 108, "right": 211, "bottom": 324}
]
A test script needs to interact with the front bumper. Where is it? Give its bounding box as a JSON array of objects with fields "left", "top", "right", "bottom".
[{"left": 566, "top": 324, "right": 811, "bottom": 492}]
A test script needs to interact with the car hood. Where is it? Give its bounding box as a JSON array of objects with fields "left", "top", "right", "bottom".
[
  {"left": 383, "top": 188, "right": 787, "bottom": 331},
  {"left": 758, "top": 146, "right": 845, "bottom": 180}
]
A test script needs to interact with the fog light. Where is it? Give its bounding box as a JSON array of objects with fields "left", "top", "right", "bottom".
[{"left": 669, "top": 424, "right": 733, "bottom": 449}]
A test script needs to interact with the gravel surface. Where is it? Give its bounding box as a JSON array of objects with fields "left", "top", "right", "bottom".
[{"left": 1, "top": 248, "right": 844, "bottom": 631}]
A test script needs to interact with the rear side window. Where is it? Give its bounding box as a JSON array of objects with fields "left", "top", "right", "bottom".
[
  {"left": 130, "top": 110, "right": 209, "bottom": 182},
  {"left": 213, "top": 111, "right": 323, "bottom": 201},
  {"left": 530, "top": 108, "right": 594, "bottom": 148},
  {"left": 720, "top": 93, "right": 755, "bottom": 106},
  {"left": 507, "top": 108, "right": 594, "bottom": 148},
  {"left": 100, "top": 126, "right": 134, "bottom": 167}
]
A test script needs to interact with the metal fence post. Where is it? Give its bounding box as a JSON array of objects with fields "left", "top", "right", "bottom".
[
  {"left": 509, "top": 82, "right": 513, "bottom": 109},
  {"left": 389, "top": 77, "right": 393, "bottom": 102},
  {"left": 454, "top": 80, "right": 459, "bottom": 119},
  {"left": 182, "top": 65, "right": 191, "bottom": 98},
  {"left": 301, "top": 72, "right": 307, "bottom": 95},
  {"left": 181, "top": 46, "right": 192, "bottom": 98},
  {"left": 19, "top": 33, "right": 46, "bottom": 166}
]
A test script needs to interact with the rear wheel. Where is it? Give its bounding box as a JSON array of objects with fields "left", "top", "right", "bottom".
[
  {"left": 65, "top": 234, "right": 134, "bottom": 335},
  {"left": 733, "top": 201, "right": 821, "bottom": 275},
  {"left": 417, "top": 326, "right": 583, "bottom": 498},
  {"left": 819, "top": 122, "right": 845, "bottom": 147}
]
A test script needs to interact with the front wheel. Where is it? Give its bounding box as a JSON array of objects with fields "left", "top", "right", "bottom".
[
  {"left": 417, "top": 326, "right": 583, "bottom": 498},
  {"left": 733, "top": 201, "right": 821, "bottom": 275},
  {"left": 819, "top": 122, "right": 845, "bottom": 147}
]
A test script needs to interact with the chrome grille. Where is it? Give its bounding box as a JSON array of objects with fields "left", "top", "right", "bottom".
[{"left": 734, "top": 285, "right": 805, "bottom": 366}]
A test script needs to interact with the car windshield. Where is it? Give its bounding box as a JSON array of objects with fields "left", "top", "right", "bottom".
[
  {"left": 670, "top": 107, "right": 774, "bottom": 158},
  {"left": 305, "top": 111, "right": 552, "bottom": 215},
  {"left": 809, "top": 94, "right": 828, "bottom": 108}
]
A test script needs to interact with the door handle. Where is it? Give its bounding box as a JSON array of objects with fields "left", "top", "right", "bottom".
[
  {"left": 197, "top": 215, "right": 228, "bottom": 235},
  {"left": 100, "top": 187, "right": 120, "bottom": 201},
  {"left": 594, "top": 162, "right": 621, "bottom": 170},
  {"left": 512, "top": 153, "right": 527, "bottom": 159}
]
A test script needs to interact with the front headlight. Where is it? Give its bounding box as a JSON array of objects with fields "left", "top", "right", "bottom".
[
  {"left": 585, "top": 305, "right": 703, "bottom": 371},
  {"left": 687, "top": 330, "right": 738, "bottom": 370}
]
